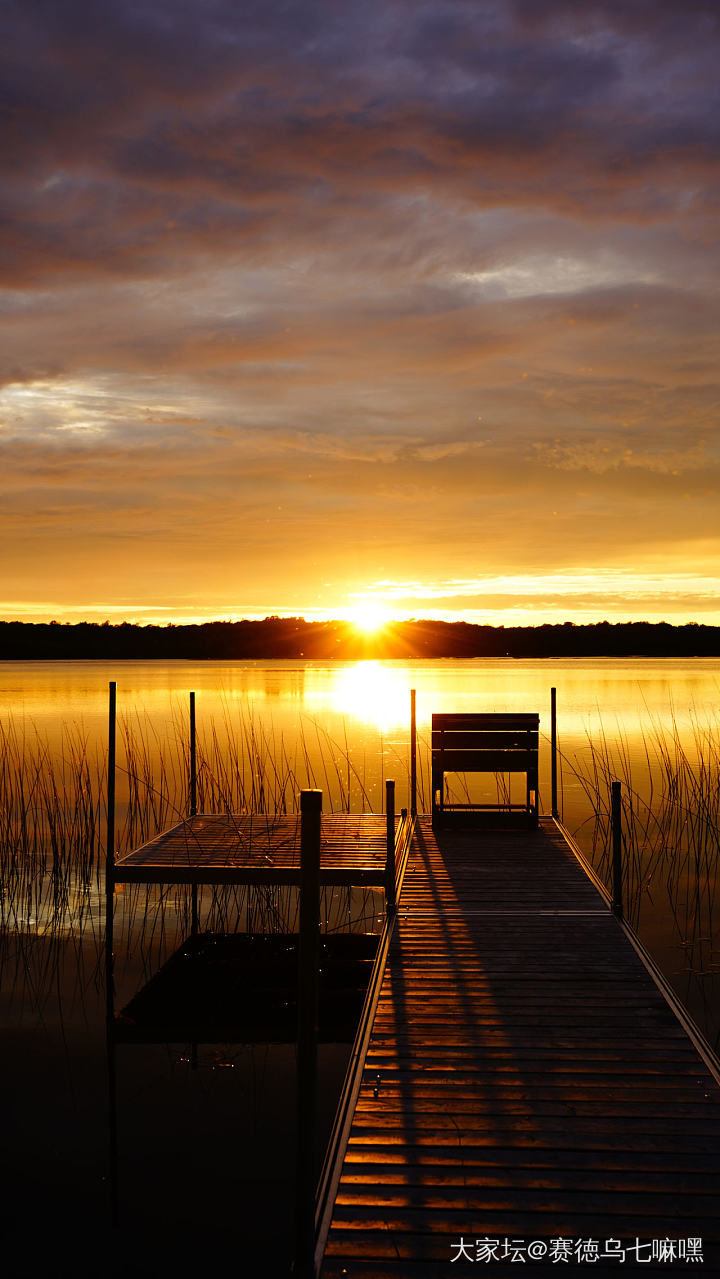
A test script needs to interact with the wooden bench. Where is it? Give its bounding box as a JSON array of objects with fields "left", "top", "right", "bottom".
[{"left": 431, "top": 712, "right": 539, "bottom": 828}]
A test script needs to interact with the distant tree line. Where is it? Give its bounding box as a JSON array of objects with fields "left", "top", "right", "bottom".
[{"left": 1, "top": 618, "right": 719, "bottom": 660}]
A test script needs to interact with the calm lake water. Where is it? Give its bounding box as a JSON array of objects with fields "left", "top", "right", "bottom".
[
  {"left": 3, "top": 653, "right": 720, "bottom": 808},
  {"left": 2, "top": 658, "right": 719, "bottom": 1274}
]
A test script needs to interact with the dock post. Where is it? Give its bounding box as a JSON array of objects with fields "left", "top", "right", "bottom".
[
  {"left": 410, "top": 689, "right": 417, "bottom": 817},
  {"left": 296, "top": 789, "right": 322, "bottom": 1277},
  {"left": 611, "top": 780, "right": 623, "bottom": 918},
  {"left": 385, "top": 779, "right": 396, "bottom": 917},
  {"left": 105, "top": 681, "right": 119, "bottom": 1226},
  {"left": 189, "top": 692, "right": 198, "bottom": 939},
  {"left": 106, "top": 682, "right": 116, "bottom": 1021},
  {"left": 189, "top": 691, "right": 197, "bottom": 816},
  {"left": 550, "top": 687, "right": 558, "bottom": 819}
]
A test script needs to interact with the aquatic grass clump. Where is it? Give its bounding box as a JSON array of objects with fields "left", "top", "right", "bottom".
[
  {"left": 190, "top": 706, "right": 376, "bottom": 818},
  {"left": 562, "top": 711, "right": 720, "bottom": 953},
  {"left": 0, "top": 718, "right": 105, "bottom": 935}
]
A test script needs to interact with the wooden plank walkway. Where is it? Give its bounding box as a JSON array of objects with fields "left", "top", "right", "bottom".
[
  {"left": 114, "top": 813, "right": 390, "bottom": 884},
  {"left": 321, "top": 817, "right": 720, "bottom": 1275}
]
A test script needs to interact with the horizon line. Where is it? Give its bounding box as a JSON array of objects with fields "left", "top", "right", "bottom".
[{"left": 0, "top": 616, "right": 715, "bottom": 630}]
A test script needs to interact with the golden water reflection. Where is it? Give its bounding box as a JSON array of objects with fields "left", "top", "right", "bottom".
[
  {"left": 2, "top": 658, "right": 719, "bottom": 803},
  {"left": 313, "top": 661, "right": 412, "bottom": 732}
]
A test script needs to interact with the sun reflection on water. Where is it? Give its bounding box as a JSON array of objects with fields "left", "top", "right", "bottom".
[{"left": 328, "top": 661, "right": 412, "bottom": 731}]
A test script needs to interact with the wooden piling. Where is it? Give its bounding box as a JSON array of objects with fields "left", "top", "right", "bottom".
[
  {"left": 296, "top": 789, "right": 322, "bottom": 1276},
  {"left": 550, "top": 686, "right": 558, "bottom": 818},
  {"left": 105, "top": 680, "right": 116, "bottom": 1022},
  {"left": 410, "top": 689, "right": 417, "bottom": 817},
  {"left": 189, "top": 691, "right": 197, "bottom": 817},
  {"left": 105, "top": 680, "right": 118, "bottom": 1226},
  {"left": 612, "top": 779, "right": 623, "bottom": 918},
  {"left": 189, "top": 692, "right": 198, "bottom": 936},
  {"left": 385, "top": 779, "right": 396, "bottom": 917}
]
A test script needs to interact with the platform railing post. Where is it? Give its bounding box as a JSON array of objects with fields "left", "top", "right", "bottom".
[
  {"left": 105, "top": 680, "right": 118, "bottom": 1226},
  {"left": 410, "top": 689, "right": 417, "bottom": 817},
  {"left": 385, "top": 779, "right": 396, "bottom": 917},
  {"left": 550, "top": 687, "right": 558, "bottom": 819},
  {"left": 189, "top": 691, "right": 198, "bottom": 938},
  {"left": 611, "top": 780, "right": 623, "bottom": 919},
  {"left": 295, "top": 789, "right": 322, "bottom": 1277}
]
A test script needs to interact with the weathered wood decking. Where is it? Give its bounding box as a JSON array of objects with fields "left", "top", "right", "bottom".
[
  {"left": 113, "top": 812, "right": 391, "bottom": 885},
  {"left": 320, "top": 817, "right": 720, "bottom": 1275}
]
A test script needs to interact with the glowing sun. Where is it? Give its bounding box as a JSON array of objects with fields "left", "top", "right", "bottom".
[{"left": 348, "top": 601, "right": 391, "bottom": 634}]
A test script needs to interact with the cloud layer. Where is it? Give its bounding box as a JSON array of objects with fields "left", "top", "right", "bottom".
[{"left": 1, "top": 0, "right": 718, "bottom": 622}]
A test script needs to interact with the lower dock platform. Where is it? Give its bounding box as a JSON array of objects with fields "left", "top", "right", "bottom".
[{"left": 113, "top": 812, "right": 392, "bottom": 886}]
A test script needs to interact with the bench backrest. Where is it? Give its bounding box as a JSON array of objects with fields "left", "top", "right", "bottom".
[{"left": 432, "top": 712, "right": 539, "bottom": 775}]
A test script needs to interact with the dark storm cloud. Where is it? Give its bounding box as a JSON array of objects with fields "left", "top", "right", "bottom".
[{"left": 2, "top": 0, "right": 719, "bottom": 287}]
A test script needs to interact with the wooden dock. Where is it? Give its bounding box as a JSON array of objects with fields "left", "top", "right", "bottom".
[{"left": 318, "top": 817, "right": 720, "bottom": 1275}]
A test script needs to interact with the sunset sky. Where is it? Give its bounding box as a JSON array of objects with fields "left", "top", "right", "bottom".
[{"left": 1, "top": 0, "right": 718, "bottom": 627}]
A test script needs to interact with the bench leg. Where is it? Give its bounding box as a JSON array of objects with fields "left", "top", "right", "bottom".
[
  {"left": 431, "top": 767, "right": 443, "bottom": 827},
  {"left": 528, "top": 769, "right": 539, "bottom": 827}
]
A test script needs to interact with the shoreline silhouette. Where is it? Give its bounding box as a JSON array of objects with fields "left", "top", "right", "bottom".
[{"left": 1, "top": 618, "right": 719, "bottom": 660}]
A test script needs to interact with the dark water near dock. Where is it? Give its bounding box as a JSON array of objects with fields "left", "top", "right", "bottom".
[{"left": 2, "top": 917, "right": 358, "bottom": 1275}]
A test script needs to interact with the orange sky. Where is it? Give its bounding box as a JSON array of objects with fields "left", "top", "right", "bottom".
[{"left": 1, "top": 1, "right": 719, "bottom": 627}]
